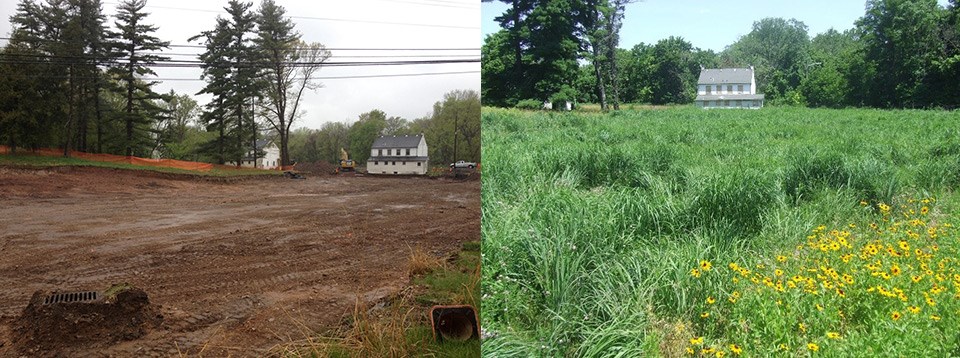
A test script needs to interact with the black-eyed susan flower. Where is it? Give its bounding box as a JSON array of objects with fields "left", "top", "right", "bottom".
[
  {"left": 807, "top": 342, "right": 819, "bottom": 352},
  {"left": 691, "top": 268, "right": 702, "bottom": 278},
  {"left": 908, "top": 306, "right": 920, "bottom": 314},
  {"left": 706, "top": 296, "right": 716, "bottom": 305},
  {"left": 700, "top": 260, "right": 713, "bottom": 271},
  {"left": 891, "top": 311, "right": 902, "bottom": 321},
  {"left": 701, "top": 312, "right": 710, "bottom": 319},
  {"left": 690, "top": 336, "right": 704, "bottom": 345},
  {"left": 729, "top": 344, "right": 742, "bottom": 355},
  {"left": 826, "top": 332, "right": 841, "bottom": 340}
]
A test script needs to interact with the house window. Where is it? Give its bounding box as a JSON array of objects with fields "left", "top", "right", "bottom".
[
  {"left": 417, "top": 162, "right": 421, "bottom": 166},
  {"left": 406, "top": 148, "right": 410, "bottom": 156},
  {"left": 727, "top": 85, "right": 732, "bottom": 93},
  {"left": 724, "top": 100, "right": 730, "bottom": 107},
  {"left": 706, "top": 86, "right": 711, "bottom": 95},
  {"left": 387, "top": 149, "right": 392, "bottom": 155},
  {"left": 737, "top": 84, "right": 743, "bottom": 93},
  {"left": 378, "top": 149, "right": 382, "bottom": 156},
  {"left": 392, "top": 161, "right": 396, "bottom": 165},
  {"left": 375, "top": 161, "right": 379, "bottom": 165}
]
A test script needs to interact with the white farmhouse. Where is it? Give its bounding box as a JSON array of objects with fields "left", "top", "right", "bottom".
[
  {"left": 226, "top": 139, "right": 281, "bottom": 169},
  {"left": 695, "top": 67, "right": 765, "bottom": 109},
  {"left": 367, "top": 134, "right": 429, "bottom": 175}
]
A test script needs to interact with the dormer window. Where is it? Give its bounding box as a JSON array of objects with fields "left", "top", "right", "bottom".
[{"left": 406, "top": 148, "right": 410, "bottom": 156}]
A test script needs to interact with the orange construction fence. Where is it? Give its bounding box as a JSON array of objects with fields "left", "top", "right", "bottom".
[{"left": 0, "top": 145, "right": 288, "bottom": 172}]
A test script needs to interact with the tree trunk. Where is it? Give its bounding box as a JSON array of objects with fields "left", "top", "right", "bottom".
[
  {"left": 251, "top": 98, "right": 257, "bottom": 168},
  {"left": 236, "top": 103, "right": 243, "bottom": 167},
  {"left": 125, "top": 53, "right": 135, "bottom": 157},
  {"left": 64, "top": 65, "right": 74, "bottom": 158},
  {"left": 593, "top": 53, "right": 607, "bottom": 111}
]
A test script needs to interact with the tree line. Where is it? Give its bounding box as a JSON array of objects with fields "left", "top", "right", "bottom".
[
  {"left": 482, "top": 0, "right": 960, "bottom": 109},
  {"left": 288, "top": 89, "right": 481, "bottom": 167},
  {"left": 0, "top": 0, "right": 327, "bottom": 167}
]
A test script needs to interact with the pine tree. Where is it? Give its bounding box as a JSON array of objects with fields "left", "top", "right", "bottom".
[{"left": 109, "top": 0, "right": 170, "bottom": 157}]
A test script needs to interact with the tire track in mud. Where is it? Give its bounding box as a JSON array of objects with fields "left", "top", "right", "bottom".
[{"left": 0, "top": 169, "right": 479, "bottom": 355}]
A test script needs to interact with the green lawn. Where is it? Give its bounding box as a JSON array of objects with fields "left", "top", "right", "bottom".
[
  {"left": 481, "top": 106, "right": 960, "bottom": 356},
  {"left": 0, "top": 153, "right": 282, "bottom": 177}
]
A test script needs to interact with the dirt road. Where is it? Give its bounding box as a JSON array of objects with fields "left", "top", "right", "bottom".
[{"left": 0, "top": 166, "right": 479, "bottom": 356}]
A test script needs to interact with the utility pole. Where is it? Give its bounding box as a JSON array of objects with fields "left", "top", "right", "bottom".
[
  {"left": 251, "top": 97, "right": 257, "bottom": 168},
  {"left": 452, "top": 110, "right": 459, "bottom": 163}
]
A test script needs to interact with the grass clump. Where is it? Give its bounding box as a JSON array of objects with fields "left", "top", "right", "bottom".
[
  {"left": 481, "top": 106, "right": 960, "bottom": 356},
  {"left": 280, "top": 242, "right": 480, "bottom": 357}
]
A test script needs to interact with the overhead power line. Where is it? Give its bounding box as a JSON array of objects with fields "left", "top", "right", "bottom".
[
  {"left": 99, "top": 2, "right": 479, "bottom": 30},
  {"left": 0, "top": 53, "right": 480, "bottom": 68},
  {"left": 0, "top": 70, "right": 480, "bottom": 81},
  {"left": 0, "top": 38, "right": 479, "bottom": 52}
]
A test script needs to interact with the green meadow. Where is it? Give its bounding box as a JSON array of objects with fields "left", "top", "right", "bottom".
[{"left": 480, "top": 106, "right": 960, "bottom": 356}]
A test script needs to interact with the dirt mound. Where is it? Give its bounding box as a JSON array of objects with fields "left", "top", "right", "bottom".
[
  {"left": 12, "top": 284, "right": 162, "bottom": 356},
  {"left": 294, "top": 161, "right": 339, "bottom": 175}
]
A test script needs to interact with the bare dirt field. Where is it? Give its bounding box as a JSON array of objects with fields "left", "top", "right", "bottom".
[{"left": 0, "top": 166, "right": 479, "bottom": 357}]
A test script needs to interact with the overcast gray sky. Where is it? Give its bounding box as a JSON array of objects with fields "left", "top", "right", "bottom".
[{"left": 1, "top": 0, "right": 480, "bottom": 129}]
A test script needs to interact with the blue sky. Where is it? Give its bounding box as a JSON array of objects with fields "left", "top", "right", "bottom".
[{"left": 482, "top": 0, "right": 952, "bottom": 52}]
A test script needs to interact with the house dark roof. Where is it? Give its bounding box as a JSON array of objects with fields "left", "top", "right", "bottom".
[
  {"left": 371, "top": 134, "right": 423, "bottom": 149},
  {"left": 255, "top": 139, "right": 270, "bottom": 150},
  {"left": 695, "top": 94, "right": 765, "bottom": 101},
  {"left": 698, "top": 68, "right": 754, "bottom": 84}
]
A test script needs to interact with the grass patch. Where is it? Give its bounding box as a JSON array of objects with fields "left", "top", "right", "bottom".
[
  {"left": 279, "top": 242, "right": 480, "bottom": 357},
  {"left": 481, "top": 106, "right": 960, "bottom": 356},
  {"left": 0, "top": 153, "right": 281, "bottom": 177}
]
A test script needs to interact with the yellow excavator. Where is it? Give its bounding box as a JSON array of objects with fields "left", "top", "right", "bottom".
[{"left": 338, "top": 148, "right": 355, "bottom": 172}]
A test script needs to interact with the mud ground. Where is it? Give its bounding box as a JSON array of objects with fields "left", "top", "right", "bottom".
[{"left": 0, "top": 166, "right": 479, "bottom": 356}]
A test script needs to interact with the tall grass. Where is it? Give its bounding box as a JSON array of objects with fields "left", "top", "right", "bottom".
[{"left": 481, "top": 106, "right": 960, "bottom": 356}]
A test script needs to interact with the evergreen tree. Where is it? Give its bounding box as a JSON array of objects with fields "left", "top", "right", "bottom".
[{"left": 109, "top": 0, "right": 170, "bottom": 156}]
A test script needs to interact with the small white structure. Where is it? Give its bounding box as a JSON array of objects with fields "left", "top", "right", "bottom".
[
  {"left": 695, "top": 67, "right": 765, "bottom": 109},
  {"left": 543, "top": 101, "right": 573, "bottom": 111},
  {"left": 226, "top": 139, "right": 281, "bottom": 169},
  {"left": 367, "top": 134, "right": 429, "bottom": 175}
]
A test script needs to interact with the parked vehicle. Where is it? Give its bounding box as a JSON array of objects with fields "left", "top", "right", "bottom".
[{"left": 450, "top": 160, "right": 476, "bottom": 169}]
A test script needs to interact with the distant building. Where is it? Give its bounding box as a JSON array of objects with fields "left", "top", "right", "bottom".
[
  {"left": 367, "top": 134, "right": 429, "bottom": 175},
  {"left": 694, "top": 67, "right": 765, "bottom": 109},
  {"left": 226, "top": 139, "right": 281, "bottom": 169}
]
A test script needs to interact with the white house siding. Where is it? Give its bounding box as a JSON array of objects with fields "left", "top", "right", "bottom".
[
  {"left": 367, "top": 159, "right": 428, "bottom": 175},
  {"left": 698, "top": 84, "right": 752, "bottom": 96}
]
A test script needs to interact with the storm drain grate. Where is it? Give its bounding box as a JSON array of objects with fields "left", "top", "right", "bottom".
[{"left": 42, "top": 291, "right": 101, "bottom": 305}]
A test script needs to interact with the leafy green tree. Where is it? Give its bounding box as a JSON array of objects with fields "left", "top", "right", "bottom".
[
  {"left": 109, "top": 0, "right": 170, "bottom": 157},
  {"left": 481, "top": 30, "right": 519, "bottom": 106},
  {"left": 856, "top": 0, "right": 940, "bottom": 108},
  {"left": 649, "top": 36, "right": 699, "bottom": 104},
  {"left": 722, "top": 17, "right": 810, "bottom": 103},
  {"left": 425, "top": 90, "right": 480, "bottom": 165},
  {"left": 348, "top": 109, "right": 387, "bottom": 164},
  {"left": 799, "top": 29, "right": 859, "bottom": 108}
]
